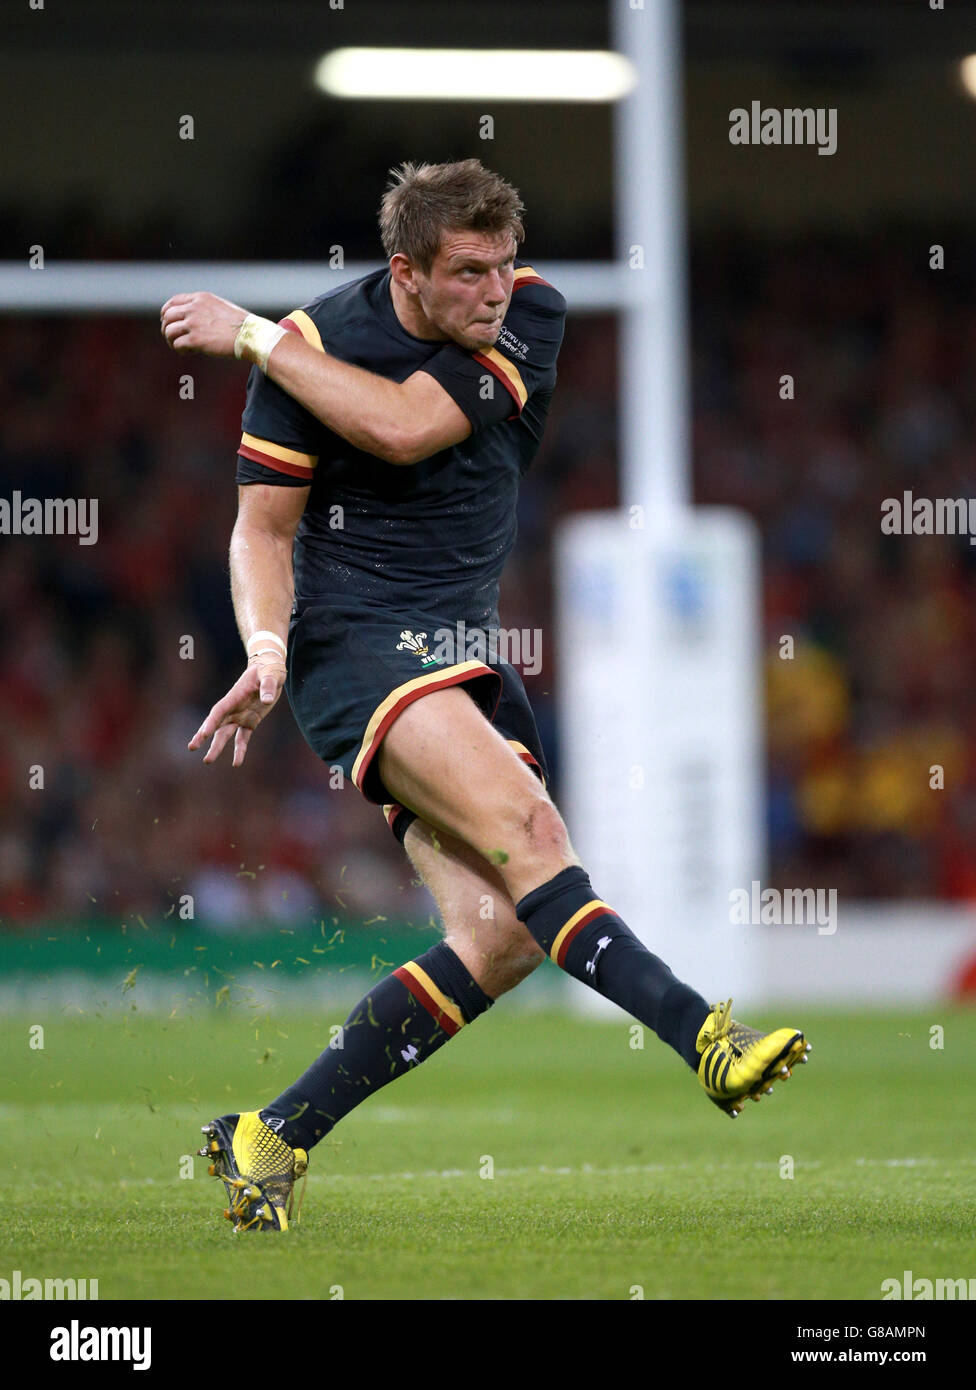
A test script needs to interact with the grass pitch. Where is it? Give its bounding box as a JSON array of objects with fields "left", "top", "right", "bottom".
[{"left": 2, "top": 1000, "right": 974, "bottom": 1300}]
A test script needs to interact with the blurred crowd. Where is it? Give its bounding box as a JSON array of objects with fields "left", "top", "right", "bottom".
[
  {"left": 3, "top": 227, "right": 976, "bottom": 928},
  {"left": 693, "top": 228, "right": 976, "bottom": 900}
]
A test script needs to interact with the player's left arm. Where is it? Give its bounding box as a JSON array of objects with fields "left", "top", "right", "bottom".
[{"left": 160, "top": 291, "right": 469, "bottom": 465}]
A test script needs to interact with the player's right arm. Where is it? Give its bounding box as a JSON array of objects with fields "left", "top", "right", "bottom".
[
  {"left": 189, "top": 482, "right": 309, "bottom": 767},
  {"left": 162, "top": 291, "right": 471, "bottom": 465}
]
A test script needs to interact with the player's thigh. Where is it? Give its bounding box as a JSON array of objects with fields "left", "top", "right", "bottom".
[
  {"left": 404, "top": 818, "right": 544, "bottom": 997},
  {"left": 378, "top": 685, "right": 575, "bottom": 873}
]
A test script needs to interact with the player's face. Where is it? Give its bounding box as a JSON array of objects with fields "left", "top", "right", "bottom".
[{"left": 416, "top": 230, "right": 517, "bottom": 351}]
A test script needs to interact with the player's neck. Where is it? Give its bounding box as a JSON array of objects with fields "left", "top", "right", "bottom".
[{"left": 389, "top": 277, "right": 448, "bottom": 342}]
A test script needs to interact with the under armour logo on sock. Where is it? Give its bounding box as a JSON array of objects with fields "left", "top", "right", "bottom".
[
  {"left": 263, "top": 1116, "right": 285, "bottom": 1134},
  {"left": 585, "top": 935, "right": 614, "bottom": 977},
  {"left": 401, "top": 1045, "right": 420, "bottom": 1063}
]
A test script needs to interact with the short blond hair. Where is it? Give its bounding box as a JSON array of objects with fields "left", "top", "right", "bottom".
[{"left": 379, "top": 159, "right": 525, "bottom": 272}]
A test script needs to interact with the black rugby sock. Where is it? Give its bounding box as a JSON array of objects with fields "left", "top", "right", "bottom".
[
  {"left": 261, "top": 941, "right": 492, "bottom": 1151},
  {"left": 516, "top": 866, "right": 710, "bottom": 1071}
]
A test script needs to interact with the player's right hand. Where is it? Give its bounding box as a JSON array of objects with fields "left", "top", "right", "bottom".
[{"left": 188, "top": 653, "right": 287, "bottom": 767}]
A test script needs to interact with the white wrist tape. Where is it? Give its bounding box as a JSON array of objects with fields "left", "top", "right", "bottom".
[
  {"left": 246, "top": 630, "right": 287, "bottom": 658},
  {"left": 234, "top": 315, "right": 287, "bottom": 371}
]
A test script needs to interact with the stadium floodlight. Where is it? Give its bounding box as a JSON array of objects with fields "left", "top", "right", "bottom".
[
  {"left": 960, "top": 55, "right": 976, "bottom": 98},
  {"left": 314, "top": 48, "right": 637, "bottom": 102}
]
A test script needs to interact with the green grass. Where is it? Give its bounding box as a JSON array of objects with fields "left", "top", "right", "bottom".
[{"left": 2, "top": 1001, "right": 974, "bottom": 1300}]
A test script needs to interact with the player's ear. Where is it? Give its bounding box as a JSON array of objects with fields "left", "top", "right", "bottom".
[{"left": 390, "top": 253, "right": 421, "bottom": 295}]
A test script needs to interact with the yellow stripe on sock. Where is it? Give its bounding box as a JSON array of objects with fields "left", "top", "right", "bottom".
[
  {"left": 549, "top": 899, "right": 611, "bottom": 964},
  {"left": 399, "top": 961, "right": 466, "bottom": 1032}
]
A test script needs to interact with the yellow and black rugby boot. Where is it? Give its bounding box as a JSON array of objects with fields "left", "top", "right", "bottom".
[
  {"left": 696, "top": 1000, "right": 811, "bottom": 1118},
  {"left": 198, "top": 1112, "right": 308, "bottom": 1232}
]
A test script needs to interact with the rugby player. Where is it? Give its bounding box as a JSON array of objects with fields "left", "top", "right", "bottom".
[{"left": 160, "top": 159, "right": 810, "bottom": 1233}]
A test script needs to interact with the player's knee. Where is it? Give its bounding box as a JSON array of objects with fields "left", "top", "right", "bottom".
[
  {"left": 526, "top": 796, "right": 571, "bottom": 858},
  {"left": 493, "top": 787, "right": 570, "bottom": 864}
]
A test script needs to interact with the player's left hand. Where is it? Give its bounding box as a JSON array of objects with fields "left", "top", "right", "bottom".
[{"left": 160, "top": 291, "right": 249, "bottom": 357}]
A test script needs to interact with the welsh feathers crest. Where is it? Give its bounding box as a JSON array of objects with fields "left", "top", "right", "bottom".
[{"left": 396, "top": 630, "right": 429, "bottom": 656}]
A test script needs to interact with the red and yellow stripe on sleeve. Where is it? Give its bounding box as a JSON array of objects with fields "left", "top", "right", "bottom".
[
  {"left": 238, "top": 433, "right": 317, "bottom": 479},
  {"left": 238, "top": 308, "right": 325, "bottom": 477},
  {"left": 472, "top": 346, "right": 528, "bottom": 414},
  {"left": 279, "top": 308, "right": 325, "bottom": 353},
  {"left": 512, "top": 265, "right": 550, "bottom": 291}
]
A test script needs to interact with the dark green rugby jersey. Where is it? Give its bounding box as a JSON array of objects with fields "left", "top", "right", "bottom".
[{"left": 236, "top": 262, "right": 566, "bottom": 627}]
